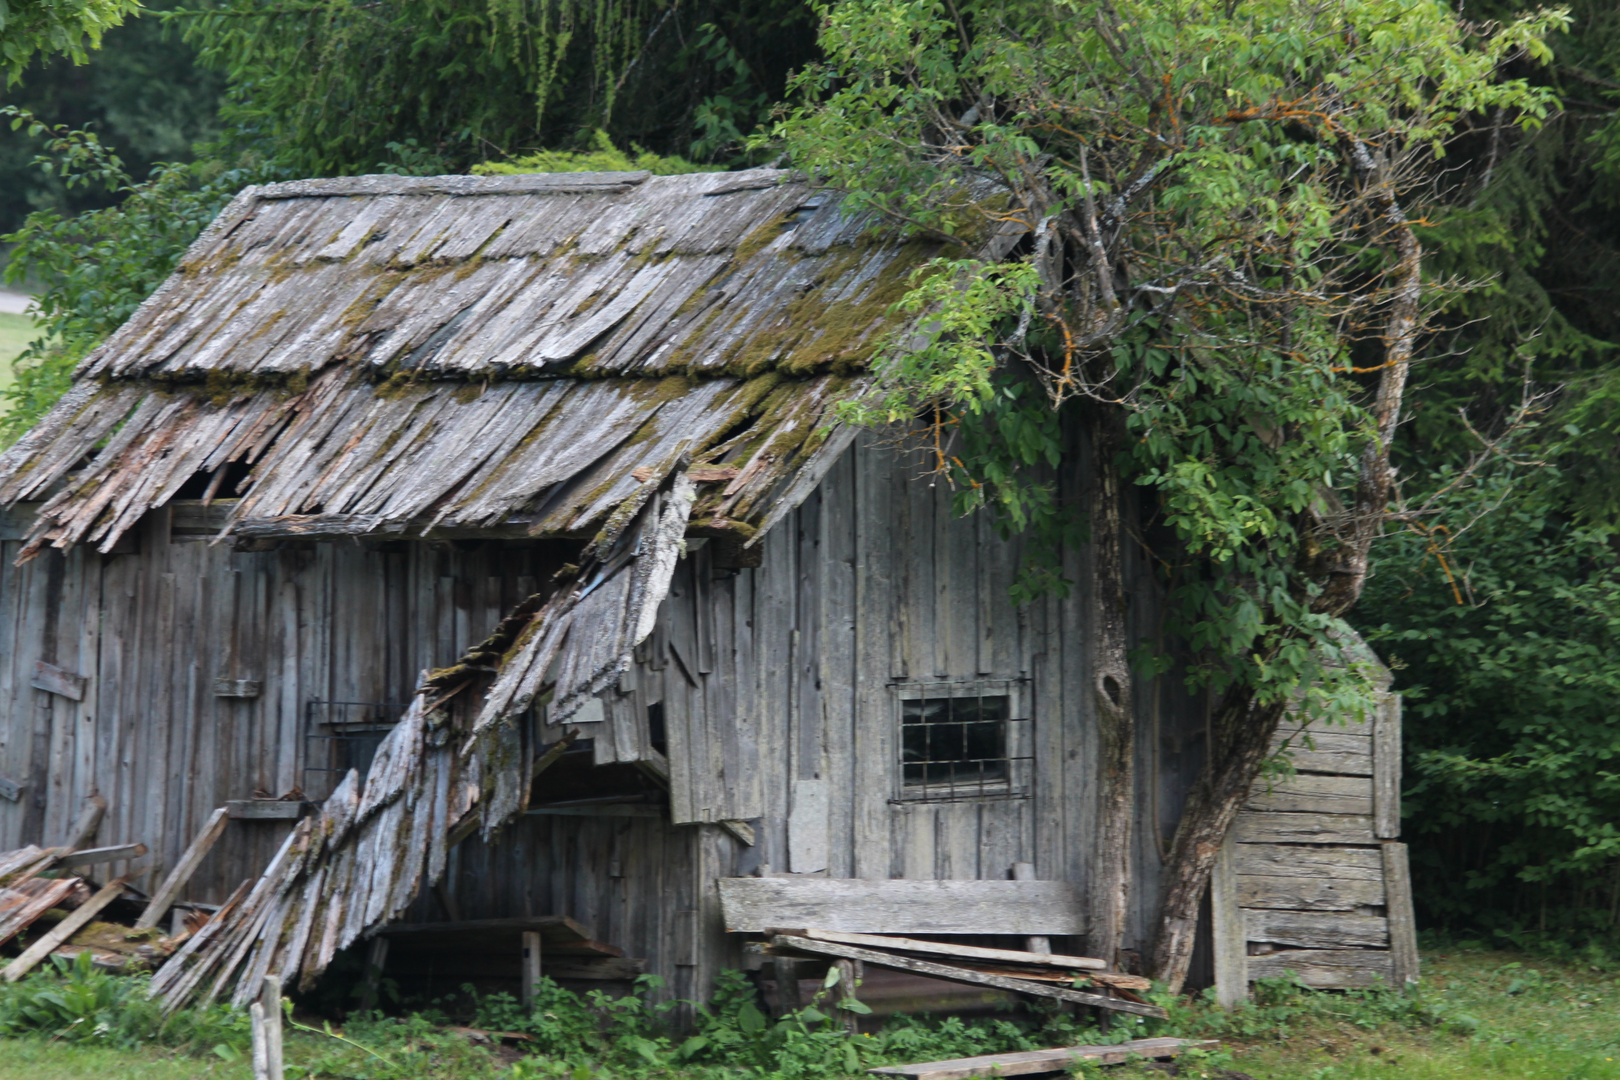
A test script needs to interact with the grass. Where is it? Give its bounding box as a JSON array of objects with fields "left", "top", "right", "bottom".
[
  {"left": 0, "top": 947, "right": 1615, "bottom": 1079},
  {"left": 0, "top": 311, "right": 35, "bottom": 400}
]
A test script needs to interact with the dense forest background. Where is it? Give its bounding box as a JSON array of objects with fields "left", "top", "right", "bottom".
[{"left": 3, "top": 0, "right": 1620, "bottom": 955}]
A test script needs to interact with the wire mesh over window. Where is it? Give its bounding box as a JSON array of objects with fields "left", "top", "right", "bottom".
[
  {"left": 893, "top": 681, "right": 1032, "bottom": 803},
  {"left": 304, "top": 700, "right": 409, "bottom": 797}
]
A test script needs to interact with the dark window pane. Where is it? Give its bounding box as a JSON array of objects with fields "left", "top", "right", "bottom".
[{"left": 901, "top": 694, "right": 1010, "bottom": 787}]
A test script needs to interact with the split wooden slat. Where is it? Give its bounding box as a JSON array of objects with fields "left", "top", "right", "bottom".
[
  {"left": 768, "top": 934, "right": 1166, "bottom": 1020},
  {"left": 793, "top": 929, "right": 1105, "bottom": 971},
  {"left": 0, "top": 877, "right": 82, "bottom": 947},
  {"left": 60, "top": 842, "right": 147, "bottom": 868}
]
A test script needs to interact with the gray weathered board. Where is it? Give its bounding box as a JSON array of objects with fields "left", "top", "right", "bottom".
[
  {"left": 721, "top": 877, "right": 1085, "bottom": 935},
  {"left": 868, "top": 1038, "right": 1216, "bottom": 1080},
  {"left": 1214, "top": 687, "right": 1416, "bottom": 1003}
]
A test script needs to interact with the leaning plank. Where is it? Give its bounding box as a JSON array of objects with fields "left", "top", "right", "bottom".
[
  {"left": 64, "top": 795, "right": 107, "bottom": 849},
  {"left": 946, "top": 962, "right": 1152, "bottom": 989},
  {"left": 867, "top": 1037, "right": 1215, "bottom": 1080},
  {"left": 60, "top": 843, "right": 147, "bottom": 867},
  {"left": 723, "top": 878, "right": 1085, "bottom": 935},
  {"left": 1247, "top": 949, "right": 1395, "bottom": 989},
  {"left": 1382, "top": 842, "right": 1419, "bottom": 986},
  {"left": 137, "top": 807, "right": 231, "bottom": 930},
  {"left": 2, "top": 876, "right": 129, "bottom": 982},
  {"left": 796, "top": 929, "right": 1105, "bottom": 971},
  {"left": 769, "top": 935, "right": 1166, "bottom": 1020}
]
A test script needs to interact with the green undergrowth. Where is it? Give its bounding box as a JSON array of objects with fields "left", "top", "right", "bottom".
[{"left": 0, "top": 948, "right": 1616, "bottom": 1079}]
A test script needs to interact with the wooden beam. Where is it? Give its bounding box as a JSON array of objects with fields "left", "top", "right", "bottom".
[
  {"left": 520, "top": 931, "right": 543, "bottom": 1006},
  {"left": 769, "top": 935, "right": 1166, "bottom": 1020},
  {"left": 2, "top": 876, "right": 130, "bottom": 982},
  {"left": 137, "top": 807, "right": 230, "bottom": 930},
  {"left": 868, "top": 1038, "right": 1218, "bottom": 1080},
  {"left": 1233, "top": 812, "right": 1376, "bottom": 845},
  {"left": 1210, "top": 835, "right": 1247, "bottom": 1009},
  {"left": 1373, "top": 694, "right": 1402, "bottom": 839},
  {"left": 1383, "top": 842, "right": 1419, "bottom": 986},
  {"left": 721, "top": 877, "right": 1086, "bottom": 936},
  {"left": 64, "top": 795, "right": 106, "bottom": 849},
  {"left": 794, "top": 929, "right": 1105, "bottom": 971},
  {"left": 228, "top": 801, "right": 309, "bottom": 820},
  {"left": 60, "top": 843, "right": 147, "bottom": 868}
]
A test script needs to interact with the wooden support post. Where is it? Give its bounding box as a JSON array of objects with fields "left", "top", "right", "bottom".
[
  {"left": 834, "top": 958, "right": 860, "bottom": 1034},
  {"left": 1210, "top": 835, "right": 1247, "bottom": 1009},
  {"left": 138, "top": 806, "right": 230, "bottom": 930},
  {"left": 1011, "top": 863, "right": 1052, "bottom": 955},
  {"left": 250, "top": 974, "right": 284, "bottom": 1080},
  {"left": 521, "top": 930, "right": 543, "bottom": 1006},
  {"left": 1383, "top": 842, "right": 1419, "bottom": 988},
  {"left": 773, "top": 956, "right": 802, "bottom": 1015},
  {"left": 358, "top": 936, "right": 389, "bottom": 1013}
]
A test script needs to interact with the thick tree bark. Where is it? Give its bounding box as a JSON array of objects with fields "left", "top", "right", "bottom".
[
  {"left": 1087, "top": 414, "right": 1134, "bottom": 970},
  {"left": 1147, "top": 145, "right": 1422, "bottom": 992}
]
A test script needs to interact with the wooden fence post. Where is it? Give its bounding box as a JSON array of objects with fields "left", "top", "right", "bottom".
[
  {"left": 521, "top": 930, "right": 543, "bottom": 1006},
  {"left": 251, "top": 974, "right": 284, "bottom": 1080}
]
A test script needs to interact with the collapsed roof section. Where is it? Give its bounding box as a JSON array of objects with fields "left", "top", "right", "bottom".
[{"left": 0, "top": 170, "right": 952, "bottom": 557}]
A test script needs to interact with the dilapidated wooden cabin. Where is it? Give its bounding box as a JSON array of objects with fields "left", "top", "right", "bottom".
[{"left": 0, "top": 169, "right": 1416, "bottom": 1013}]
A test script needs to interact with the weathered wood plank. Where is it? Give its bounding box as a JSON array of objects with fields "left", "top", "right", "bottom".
[
  {"left": 770, "top": 934, "right": 1165, "bottom": 1019},
  {"left": 1236, "top": 874, "right": 1385, "bottom": 911},
  {"left": 1211, "top": 835, "right": 1247, "bottom": 1009},
  {"left": 868, "top": 1038, "right": 1216, "bottom": 1080},
  {"left": 228, "top": 801, "right": 309, "bottom": 820},
  {"left": 1233, "top": 843, "right": 1384, "bottom": 881},
  {"left": 1244, "top": 773, "right": 1372, "bottom": 816},
  {"left": 139, "top": 806, "right": 232, "bottom": 929},
  {"left": 30, "top": 660, "right": 87, "bottom": 702},
  {"left": 60, "top": 843, "right": 147, "bottom": 867},
  {"left": 1374, "top": 695, "right": 1402, "bottom": 839},
  {"left": 720, "top": 877, "right": 1085, "bottom": 935},
  {"left": 788, "top": 779, "right": 829, "bottom": 874},
  {"left": 1247, "top": 949, "right": 1396, "bottom": 989},
  {"left": 1383, "top": 842, "right": 1419, "bottom": 986},
  {"left": 796, "top": 929, "right": 1104, "bottom": 970},
  {"left": 1244, "top": 910, "right": 1389, "bottom": 949},
  {"left": 1233, "top": 812, "right": 1376, "bottom": 846}
]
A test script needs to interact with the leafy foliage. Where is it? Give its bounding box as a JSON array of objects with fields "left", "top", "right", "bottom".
[
  {"left": 0, "top": 105, "right": 285, "bottom": 444},
  {"left": 0, "top": 0, "right": 138, "bottom": 86},
  {"left": 175, "top": 0, "right": 817, "bottom": 175}
]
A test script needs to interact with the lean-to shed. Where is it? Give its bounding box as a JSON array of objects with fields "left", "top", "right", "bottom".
[{"left": 0, "top": 170, "right": 1415, "bottom": 1011}]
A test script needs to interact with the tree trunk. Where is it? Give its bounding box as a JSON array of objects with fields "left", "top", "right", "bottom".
[
  {"left": 1147, "top": 144, "right": 1422, "bottom": 991},
  {"left": 1087, "top": 415, "right": 1134, "bottom": 970}
]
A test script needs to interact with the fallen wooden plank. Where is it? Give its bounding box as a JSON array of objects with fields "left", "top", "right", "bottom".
[
  {"left": 30, "top": 660, "right": 87, "bottom": 701},
  {"left": 946, "top": 962, "right": 1153, "bottom": 990},
  {"left": 2, "top": 876, "right": 130, "bottom": 982},
  {"left": 723, "top": 878, "right": 1085, "bottom": 935},
  {"left": 0, "top": 878, "right": 81, "bottom": 947},
  {"left": 138, "top": 807, "right": 231, "bottom": 930},
  {"left": 769, "top": 935, "right": 1166, "bottom": 1020},
  {"left": 868, "top": 1037, "right": 1216, "bottom": 1080},
  {"left": 796, "top": 930, "right": 1105, "bottom": 972},
  {"left": 60, "top": 843, "right": 147, "bottom": 867},
  {"left": 65, "top": 796, "right": 107, "bottom": 849}
]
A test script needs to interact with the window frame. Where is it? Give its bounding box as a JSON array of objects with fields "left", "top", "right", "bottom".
[{"left": 888, "top": 678, "right": 1033, "bottom": 804}]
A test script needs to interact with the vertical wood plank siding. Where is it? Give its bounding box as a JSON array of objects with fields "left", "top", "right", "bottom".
[{"left": 0, "top": 428, "right": 1203, "bottom": 996}]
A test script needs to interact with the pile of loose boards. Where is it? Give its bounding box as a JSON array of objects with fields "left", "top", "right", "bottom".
[{"left": 760, "top": 929, "right": 1167, "bottom": 1019}]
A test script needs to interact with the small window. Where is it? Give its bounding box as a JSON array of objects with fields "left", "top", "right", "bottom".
[{"left": 892, "top": 681, "right": 1031, "bottom": 803}]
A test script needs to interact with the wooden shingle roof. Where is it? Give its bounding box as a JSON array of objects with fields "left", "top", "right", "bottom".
[{"left": 0, "top": 170, "right": 949, "bottom": 556}]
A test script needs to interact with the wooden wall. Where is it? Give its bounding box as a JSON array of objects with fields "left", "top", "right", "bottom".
[{"left": 0, "top": 427, "right": 1212, "bottom": 999}]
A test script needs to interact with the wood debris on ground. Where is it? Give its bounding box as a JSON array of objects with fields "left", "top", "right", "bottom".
[
  {"left": 761, "top": 929, "right": 1167, "bottom": 1019},
  {"left": 0, "top": 840, "right": 180, "bottom": 979},
  {"left": 868, "top": 1037, "right": 1220, "bottom": 1080}
]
